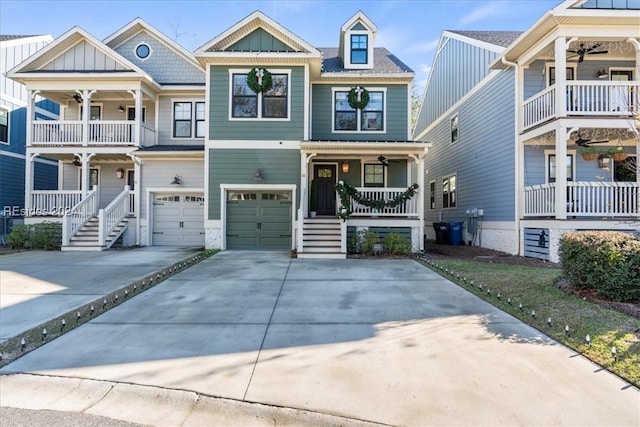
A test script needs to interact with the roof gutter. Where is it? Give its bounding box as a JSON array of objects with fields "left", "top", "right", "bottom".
[{"left": 501, "top": 56, "right": 523, "bottom": 258}]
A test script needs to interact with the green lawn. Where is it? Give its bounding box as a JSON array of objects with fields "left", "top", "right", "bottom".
[{"left": 419, "top": 258, "right": 640, "bottom": 387}]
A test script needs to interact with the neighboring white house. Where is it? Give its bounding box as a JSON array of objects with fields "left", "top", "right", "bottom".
[{"left": 414, "top": 0, "right": 640, "bottom": 262}]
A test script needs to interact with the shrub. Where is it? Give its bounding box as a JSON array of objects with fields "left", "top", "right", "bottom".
[
  {"left": 348, "top": 230, "right": 364, "bottom": 254},
  {"left": 361, "top": 230, "right": 381, "bottom": 255},
  {"left": 383, "top": 233, "right": 412, "bottom": 256},
  {"left": 6, "top": 222, "right": 61, "bottom": 250},
  {"left": 559, "top": 231, "right": 640, "bottom": 302}
]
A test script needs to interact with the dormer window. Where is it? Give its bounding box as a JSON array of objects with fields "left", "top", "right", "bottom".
[{"left": 351, "top": 35, "right": 368, "bottom": 64}]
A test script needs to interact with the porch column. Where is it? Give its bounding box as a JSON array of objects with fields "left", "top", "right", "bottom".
[
  {"left": 130, "top": 154, "right": 142, "bottom": 246},
  {"left": 128, "top": 89, "right": 143, "bottom": 146},
  {"left": 24, "top": 152, "right": 37, "bottom": 213},
  {"left": 79, "top": 90, "right": 90, "bottom": 146},
  {"left": 78, "top": 153, "right": 95, "bottom": 198},
  {"left": 554, "top": 37, "right": 567, "bottom": 117},
  {"left": 627, "top": 38, "right": 640, "bottom": 202},
  {"left": 25, "top": 90, "right": 37, "bottom": 148},
  {"left": 555, "top": 126, "right": 568, "bottom": 219},
  {"left": 414, "top": 153, "right": 426, "bottom": 252}
]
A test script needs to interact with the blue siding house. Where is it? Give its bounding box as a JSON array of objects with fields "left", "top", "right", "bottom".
[
  {"left": 0, "top": 35, "right": 58, "bottom": 228},
  {"left": 414, "top": 0, "right": 640, "bottom": 262}
]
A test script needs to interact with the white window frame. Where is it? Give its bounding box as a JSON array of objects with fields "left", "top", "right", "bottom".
[
  {"left": 134, "top": 42, "right": 153, "bottom": 61},
  {"left": 450, "top": 114, "right": 459, "bottom": 144},
  {"left": 545, "top": 63, "right": 577, "bottom": 87},
  {"left": 544, "top": 149, "right": 576, "bottom": 184},
  {"left": 227, "top": 68, "right": 291, "bottom": 122},
  {"left": 442, "top": 174, "right": 456, "bottom": 209},
  {"left": 344, "top": 29, "right": 373, "bottom": 69},
  {"left": 331, "top": 87, "right": 386, "bottom": 134},
  {"left": 78, "top": 103, "right": 103, "bottom": 120},
  {"left": 0, "top": 107, "right": 9, "bottom": 145},
  {"left": 171, "top": 99, "right": 206, "bottom": 140}
]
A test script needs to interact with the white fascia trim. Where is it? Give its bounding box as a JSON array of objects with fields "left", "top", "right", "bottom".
[
  {"left": 319, "top": 72, "right": 415, "bottom": 80},
  {"left": 208, "top": 140, "right": 301, "bottom": 150},
  {"left": 0, "top": 35, "right": 53, "bottom": 48},
  {"left": 159, "top": 85, "right": 206, "bottom": 92},
  {"left": 147, "top": 187, "right": 204, "bottom": 193},
  {"left": 441, "top": 31, "right": 507, "bottom": 54},
  {"left": 414, "top": 69, "right": 503, "bottom": 141}
]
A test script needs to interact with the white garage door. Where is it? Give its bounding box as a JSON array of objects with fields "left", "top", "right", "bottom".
[{"left": 153, "top": 194, "right": 205, "bottom": 246}]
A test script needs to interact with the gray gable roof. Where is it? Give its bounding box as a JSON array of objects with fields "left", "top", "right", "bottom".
[
  {"left": 318, "top": 47, "right": 413, "bottom": 73},
  {"left": 448, "top": 30, "right": 523, "bottom": 48},
  {"left": 0, "top": 35, "right": 41, "bottom": 42}
]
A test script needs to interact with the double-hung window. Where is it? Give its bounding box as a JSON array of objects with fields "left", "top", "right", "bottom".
[
  {"left": 442, "top": 175, "right": 456, "bottom": 208},
  {"left": 173, "top": 101, "right": 205, "bottom": 138},
  {"left": 364, "top": 163, "right": 384, "bottom": 187},
  {"left": 231, "top": 71, "right": 289, "bottom": 119},
  {"left": 0, "top": 108, "right": 8, "bottom": 144},
  {"left": 333, "top": 89, "right": 384, "bottom": 132},
  {"left": 351, "top": 34, "right": 368, "bottom": 64},
  {"left": 429, "top": 181, "right": 436, "bottom": 210}
]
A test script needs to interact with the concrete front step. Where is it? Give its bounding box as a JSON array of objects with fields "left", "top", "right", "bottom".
[
  {"left": 297, "top": 252, "right": 346, "bottom": 259},
  {"left": 303, "top": 240, "right": 340, "bottom": 247}
]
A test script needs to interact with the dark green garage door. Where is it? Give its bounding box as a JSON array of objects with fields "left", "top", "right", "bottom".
[{"left": 226, "top": 190, "right": 292, "bottom": 250}]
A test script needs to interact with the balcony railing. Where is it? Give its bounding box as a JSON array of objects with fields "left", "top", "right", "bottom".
[
  {"left": 522, "top": 81, "right": 640, "bottom": 130},
  {"left": 345, "top": 187, "right": 418, "bottom": 217},
  {"left": 31, "top": 121, "right": 155, "bottom": 146},
  {"left": 524, "top": 181, "right": 639, "bottom": 218}
]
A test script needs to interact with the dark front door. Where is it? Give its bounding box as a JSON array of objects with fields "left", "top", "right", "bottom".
[{"left": 313, "top": 164, "right": 336, "bottom": 216}]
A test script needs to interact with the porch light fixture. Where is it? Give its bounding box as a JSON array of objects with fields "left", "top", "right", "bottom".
[
  {"left": 116, "top": 168, "right": 125, "bottom": 179},
  {"left": 254, "top": 169, "right": 263, "bottom": 181},
  {"left": 118, "top": 105, "right": 125, "bottom": 112},
  {"left": 170, "top": 175, "right": 182, "bottom": 185},
  {"left": 597, "top": 154, "right": 610, "bottom": 168},
  {"left": 597, "top": 68, "right": 608, "bottom": 79},
  {"left": 341, "top": 161, "right": 350, "bottom": 173}
]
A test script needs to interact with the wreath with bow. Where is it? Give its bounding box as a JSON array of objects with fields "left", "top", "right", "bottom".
[
  {"left": 347, "top": 86, "right": 370, "bottom": 110},
  {"left": 247, "top": 67, "right": 273, "bottom": 94}
]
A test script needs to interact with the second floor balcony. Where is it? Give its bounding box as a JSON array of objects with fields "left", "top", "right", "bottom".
[
  {"left": 523, "top": 80, "right": 640, "bottom": 130},
  {"left": 31, "top": 120, "right": 155, "bottom": 147}
]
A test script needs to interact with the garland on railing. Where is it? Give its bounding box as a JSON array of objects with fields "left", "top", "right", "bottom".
[{"left": 335, "top": 181, "right": 419, "bottom": 220}]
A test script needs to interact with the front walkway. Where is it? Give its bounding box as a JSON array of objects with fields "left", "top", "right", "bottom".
[{"left": 1, "top": 251, "right": 638, "bottom": 426}]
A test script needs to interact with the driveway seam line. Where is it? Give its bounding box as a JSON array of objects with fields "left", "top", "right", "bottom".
[{"left": 242, "top": 257, "right": 292, "bottom": 401}]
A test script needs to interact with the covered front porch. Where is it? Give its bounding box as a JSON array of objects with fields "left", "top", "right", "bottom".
[{"left": 298, "top": 141, "right": 429, "bottom": 258}]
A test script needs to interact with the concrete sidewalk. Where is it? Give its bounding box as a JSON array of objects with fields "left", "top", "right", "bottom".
[{"left": 1, "top": 251, "right": 638, "bottom": 426}]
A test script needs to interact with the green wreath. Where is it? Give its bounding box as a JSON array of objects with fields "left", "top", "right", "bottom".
[
  {"left": 246, "top": 67, "right": 273, "bottom": 94},
  {"left": 348, "top": 86, "right": 370, "bottom": 110},
  {"left": 335, "top": 181, "right": 419, "bottom": 220}
]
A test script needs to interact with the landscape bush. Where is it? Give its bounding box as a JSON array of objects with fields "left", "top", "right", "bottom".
[
  {"left": 383, "top": 232, "right": 412, "bottom": 255},
  {"left": 7, "top": 222, "right": 62, "bottom": 250},
  {"left": 559, "top": 231, "right": 640, "bottom": 302}
]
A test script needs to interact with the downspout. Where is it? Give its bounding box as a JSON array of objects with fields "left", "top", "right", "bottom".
[{"left": 501, "top": 56, "right": 521, "bottom": 256}]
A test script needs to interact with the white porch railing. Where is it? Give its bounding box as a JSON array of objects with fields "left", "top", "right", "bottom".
[
  {"left": 523, "top": 85, "right": 556, "bottom": 129},
  {"left": 30, "top": 190, "right": 83, "bottom": 216},
  {"left": 347, "top": 188, "right": 418, "bottom": 217},
  {"left": 524, "top": 181, "right": 640, "bottom": 218},
  {"left": 31, "top": 120, "right": 155, "bottom": 146},
  {"left": 62, "top": 187, "right": 98, "bottom": 246},
  {"left": 522, "top": 81, "right": 640, "bottom": 130},
  {"left": 98, "top": 185, "right": 130, "bottom": 247},
  {"left": 32, "top": 121, "right": 83, "bottom": 145}
]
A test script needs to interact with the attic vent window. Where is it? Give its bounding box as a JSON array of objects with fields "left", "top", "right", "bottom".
[{"left": 135, "top": 43, "right": 151, "bottom": 60}]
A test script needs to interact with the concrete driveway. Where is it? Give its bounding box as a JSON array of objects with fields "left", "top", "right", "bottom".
[{"left": 1, "top": 251, "right": 638, "bottom": 426}]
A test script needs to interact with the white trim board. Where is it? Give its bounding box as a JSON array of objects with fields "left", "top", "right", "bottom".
[{"left": 0, "top": 151, "right": 59, "bottom": 166}]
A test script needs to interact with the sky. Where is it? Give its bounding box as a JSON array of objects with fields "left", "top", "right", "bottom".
[{"left": 0, "top": 0, "right": 561, "bottom": 91}]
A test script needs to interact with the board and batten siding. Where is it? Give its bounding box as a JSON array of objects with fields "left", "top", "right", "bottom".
[
  {"left": 156, "top": 95, "right": 206, "bottom": 146},
  {"left": 139, "top": 159, "right": 204, "bottom": 219},
  {"left": 208, "top": 149, "right": 300, "bottom": 220},
  {"left": 208, "top": 66, "right": 305, "bottom": 141},
  {"left": 114, "top": 31, "right": 205, "bottom": 85},
  {"left": 41, "top": 40, "right": 127, "bottom": 72},
  {"left": 414, "top": 37, "right": 499, "bottom": 136},
  {"left": 311, "top": 84, "right": 409, "bottom": 141},
  {"left": 1, "top": 36, "right": 51, "bottom": 105},
  {"left": 227, "top": 28, "right": 295, "bottom": 52},
  {"left": 424, "top": 69, "right": 516, "bottom": 224}
]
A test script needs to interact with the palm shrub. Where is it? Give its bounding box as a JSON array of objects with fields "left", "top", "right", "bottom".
[{"left": 559, "top": 231, "right": 640, "bottom": 302}]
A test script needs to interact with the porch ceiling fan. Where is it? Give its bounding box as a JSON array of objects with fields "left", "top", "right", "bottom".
[
  {"left": 567, "top": 43, "right": 608, "bottom": 63},
  {"left": 377, "top": 155, "right": 399, "bottom": 167},
  {"left": 573, "top": 133, "right": 608, "bottom": 147}
]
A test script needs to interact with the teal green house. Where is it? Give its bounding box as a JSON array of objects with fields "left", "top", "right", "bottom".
[{"left": 196, "top": 11, "right": 429, "bottom": 257}]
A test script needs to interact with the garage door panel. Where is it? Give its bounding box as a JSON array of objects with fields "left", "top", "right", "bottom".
[{"left": 153, "top": 194, "right": 205, "bottom": 246}]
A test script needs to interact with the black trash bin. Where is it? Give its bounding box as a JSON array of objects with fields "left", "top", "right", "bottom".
[
  {"left": 433, "top": 222, "right": 449, "bottom": 245},
  {"left": 449, "top": 221, "right": 463, "bottom": 245}
]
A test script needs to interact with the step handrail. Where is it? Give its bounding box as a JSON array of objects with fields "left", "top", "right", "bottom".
[
  {"left": 98, "top": 185, "right": 130, "bottom": 247},
  {"left": 62, "top": 187, "right": 98, "bottom": 246}
]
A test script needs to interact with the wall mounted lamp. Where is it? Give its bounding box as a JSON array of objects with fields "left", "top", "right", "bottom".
[
  {"left": 170, "top": 175, "right": 182, "bottom": 185},
  {"left": 116, "top": 168, "right": 125, "bottom": 179},
  {"left": 254, "top": 169, "right": 263, "bottom": 181},
  {"left": 341, "top": 161, "right": 350, "bottom": 174},
  {"left": 597, "top": 154, "right": 610, "bottom": 168},
  {"left": 597, "top": 68, "right": 608, "bottom": 79},
  {"left": 118, "top": 105, "right": 125, "bottom": 112}
]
